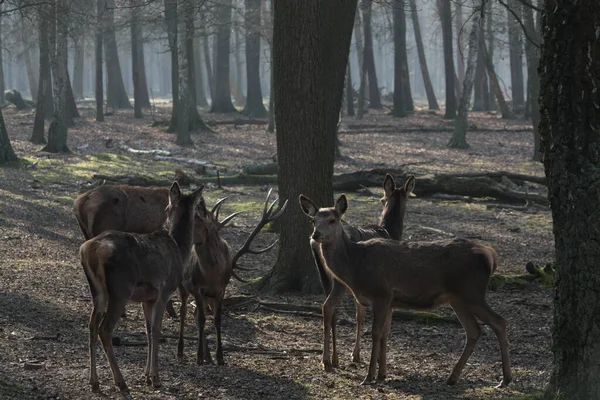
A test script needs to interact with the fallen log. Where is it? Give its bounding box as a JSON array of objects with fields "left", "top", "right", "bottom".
[{"left": 206, "top": 118, "right": 268, "bottom": 126}]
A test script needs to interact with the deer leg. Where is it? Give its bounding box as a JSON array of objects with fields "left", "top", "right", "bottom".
[
  {"left": 446, "top": 302, "right": 481, "bottom": 385},
  {"left": 194, "top": 294, "right": 212, "bottom": 365},
  {"left": 322, "top": 285, "right": 341, "bottom": 372},
  {"left": 88, "top": 300, "right": 103, "bottom": 392},
  {"left": 147, "top": 297, "right": 168, "bottom": 389},
  {"left": 98, "top": 298, "right": 128, "bottom": 393},
  {"left": 376, "top": 309, "right": 392, "bottom": 382},
  {"left": 214, "top": 294, "right": 225, "bottom": 366},
  {"left": 141, "top": 301, "right": 154, "bottom": 381},
  {"left": 471, "top": 302, "right": 512, "bottom": 388},
  {"left": 177, "top": 289, "right": 189, "bottom": 358},
  {"left": 361, "top": 300, "right": 389, "bottom": 386},
  {"left": 165, "top": 299, "right": 178, "bottom": 319},
  {"left": 352, "top": 300, "right": 365, "bottom": 363}
]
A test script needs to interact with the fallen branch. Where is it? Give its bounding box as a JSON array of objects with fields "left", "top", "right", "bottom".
[
  {"left": 418, "top": 226, "right": 456, "bottom": 237},
  {"left": 115, "top": 142, "right": 171, "bottom": 156},
  {"left": 154, "top": 155, "right": 216, "bottom": 169},
  {"left": 206, "top": 118, "right": 268, "bottom": 126}
]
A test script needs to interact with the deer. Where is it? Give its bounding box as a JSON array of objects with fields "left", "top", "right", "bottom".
[
  {"left": 73, "top": 184, "right": 237, "bottom": 318},
  {"left": 299, "top": 194, "right": 511, "bottom": 387},
  {"left": 311, "top": 174, "right": 415, "bottom": 369},
  {"left": 80, "top": 182, "right": 203, "bottom": 394},
  {"left": 178, "top": 189, "right": 288, "bottom": 365}
]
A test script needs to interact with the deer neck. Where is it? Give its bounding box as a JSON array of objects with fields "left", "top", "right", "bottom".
[
  {"left": 379, "top": 203, "right": 405, "bottom": 241},
  {"left": 320, "top": 227, "right": 355, "bottom": 285},
  {"left": 170, "top": 213, "right": 195, "bottom": 265}
]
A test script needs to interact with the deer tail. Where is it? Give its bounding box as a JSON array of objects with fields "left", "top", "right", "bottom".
[{"left": 80, "top": 240, "right": 109, "bottom": 313}]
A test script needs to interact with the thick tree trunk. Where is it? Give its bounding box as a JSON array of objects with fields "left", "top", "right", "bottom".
[
  {"left": 261, "top": 0, "right": 358, "bottom": 293},
  {"left": 73, "top": 36, "right": 84, "bottom": 99},
  {"left": 193, "top": 33, "right": 208, "bottom": 107},
  {"left": 0, "top": 108, "right": 17, "bottom": 163},
  {"left": 0, "top": 6, "right": 4, "bottom": 105},
  {"left": 201, "top": 12, "right": 214, "bottom": 101},
  {"left": 131, "top": 0, "right": 142, "bottom": 118},
  {"left": 95, "top": 0, "right": 104, "bottom": 121},
  {"left": 409, "top": 0, "right": 438, "bottom": 110},
  {"left": 361, "top": 0, "right": 381, "bottom": 109},
  {"left": 440, "top": 0, "right": 457, "bottom": 119},
  {"left": 32, "top": 8, "right": 50, "bottom": 144},
  {"left": 65, "top": 69, "right": 80, "bottom": 120},
  {"left": 210, "top": 0, "right": 237, "bottom": 113},
  {"left": 242, "top": 0, "right": 267, "bottom": 117},
  {"left": 231, "top": 26, "right": 245, "bottom": 107},
  {"left": 539, "top": 0, "right": 600, "bottom": 398},
  {"left": 522, "top": 0, "right": 541, "bottom": 161},
  {"left": 165, "top": 0, "right": 179, "bottom": 132},
  {"left": 507, "top": 0, "right": 524, "bottom": 113},
  {"left": 42, "top": 0, "right": 70, "bottom": 153},
  {"left": 392, "top": 0, "right": 406, "bottom": 118},
  {"left": 482, "top": 41, "right": 514, "bottom": 119},
  {"left": 104, "top": 0, "right": 132, "bottom": 109},
  {"left": 176, "top": 0, "right": 191, "bottom": 145},
  {"left": 448, "top": 2, "right": 482, "bottom": 149}
]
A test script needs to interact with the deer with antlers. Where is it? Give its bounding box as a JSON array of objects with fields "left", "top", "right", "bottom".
[
  {"left": 312, "top": 174, "right": 415, "bottom": 369},
  {"left": 80, "top": 182, "right": 203, "bottom": 394},
  {"left": 177, "top": 189, "right": 288, "bottom": 365},
  {"left": 300, "top": 194, "right": 511, "bottom": 387}
]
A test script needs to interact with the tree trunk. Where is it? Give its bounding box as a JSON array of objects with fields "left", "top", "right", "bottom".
[
  {"left": 472, "top": 29, "right": 488, "bottom": 111},
  {"left": 176, "top": 0, "right": 191, "bottom": 145},
  {"left": 440, "top": 0, "right": 457, "bottom": 119},
  {"left": 42, "top": 0, "right": 70, "bottom": 153},
  {"left": 95, "top": 0, "right": 104, "bottom": 122},
  {"left": 0, "top": 108, "right": 17, "bottom": 163},
  {"left": 539, "top": 1, "right": 600, "bottom": 398},
  {"left": 32, "top": 7, "right": 50, "bottom": 144},
  {"left": 261, "top": 0, "right": 358, "bottom": 293},
  {"left": 455, "top": 0, "right": 465, "bottom": 88},
  {"left": 266, "top": 0, "right": 275, "bottom": 133},
  {"left": 185, "top": 0, "right": 209, "bottom": 132},
  {"left": 137, "top": 31, "right": 151, "bottom": 108},
  {"left": 482, "top": 40, "right": 514, "bottom": 119},
  {"left": 232, "top": 26, "right": 245, "bottom": 107},
  {"left": 0, "top": 5, "right": 4, "bottom": 105},
  {"left": 392, "top": 0, "right": 406, "bottom": 118},
  {"left": 193, "top": 32, "right": 208, "bottom": 107},
  {"left": 361, "top": 0, "right": 382, "bottom": 109},
  {"left": 507, "top": 0, "right": 524, "bottom": 113},
  {"left": 210, "top": 0, "right": 237, "bottom": 113},
  {"left": 346, "top": 62, "right": 355, "bottom": 116},
  {"left": 522, "top": 0, "right": 541, "bottom": 161},
  {"left": 165, "top": 0, "right": 179, "bottom": 132},
  {"left": 20, "top": 15, "right": 38, "bottom": 102},
  {"left": 485, "top": 1, "right": 497, "bottom": 110},
  {"left": 242, "top": 0, "right": 267, "bottom": 117},
  {"left": 201, "top": 11, "right": 214, "bottom": 101},
  {"left": 104, "top": 0, "right": 132, "bottom": 109},
  {"left": 64, "top": 69, "right": 80, "bottom": 121},
  {"left": 73, "top": 36, "right": 84, "bottom": 99},
  {"left": 409, "top": 0, "right": 438, "bottom": 110},
  {"left": 448, "top": 1, "right": 482, "bottom": 149},
  {"left": 131, "top": 0, "right": 142, "bottom": 118}
]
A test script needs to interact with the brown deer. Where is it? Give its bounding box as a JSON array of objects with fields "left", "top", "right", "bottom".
[
  {"left": 299, "top": 194, "right": 511, "bottom": 387},
  {"left": 311, "top": 174, "right": 415, "bottom": 369},
  {"left": 178, "top": 190, "right": 287, "bottom": 365},
  {"left": 80, "top": 182, "right": 203, "bottom": 394},
  {"left": 73, "top": 184, "right": 237, "bottom": 318}
]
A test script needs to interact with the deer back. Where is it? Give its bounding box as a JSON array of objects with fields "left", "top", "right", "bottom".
[{"left": 74, "top": 185, "right": 169, "bottom": 239}]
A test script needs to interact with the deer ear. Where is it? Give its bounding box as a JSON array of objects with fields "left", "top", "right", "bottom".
[
  {"left": 404, "top": 175, "right": 415, "bottom": 195},
  {"left": 192, "top": 184, "right": 205, "bottom": 205},
  {"left": 299, "top": 195, "right": 318, "bottom": 217},
  {"left": 169, "top": 181, "right": 182, "bottom": 205},
  {"left": 383, "top": 174, "right": 396, "bottom": 197},
  {"left": 335, "top": 194, "right": 348, "bottom": 216}
]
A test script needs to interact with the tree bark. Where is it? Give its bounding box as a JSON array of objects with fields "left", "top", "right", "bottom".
[
  {"left": 455, "top": 0, "right": 465, "bottom": 88},
  {"left": 65, "top": 69, "right": 80, "bottom": 120},
  {"left": 440, "top": 0, "right": 457, "bottom": 119},
  {"left": 539, "top": 0, "right": 600, "bottom": 398},
  {"left": 137, "top": 30, "right": 151, "bottom": 108},
  {"left": 392, "top": 0, "right": 407, "bottom": 118},
  {"left": 472, "top": 29, "right": 488, "bottom": 111},
  {"left": 42, "top": 0, "right": 70, "bottom": 153},
  {"left": 231, "top": 25, "right": 245, "bottom": 107},
  {"left": 95, "top": 0, "right": 104, "bottom": 122},
  {"left": 210, "top": 0, "right": 237, "bottom": 113},
  {"left": 361, "top": 0, "right": 382, "bottom": 109},
  {"left": 448, "top": 1, "right": 482, "bottom": 149},
  {"left": 131, "top": 0, "right": 142, "bottom": 118},
  {"left": 32, "top": 6, "right": 50, "bottom": 144},
  {"left": 346, "top": 62, "right": 355, "bottom": 116},
  {"left": 482, "top": 40, "right": 514, "bottom": 119},
  {"left": 201, "top": 11, "right": 214, "bottom": 101},
  {"left": 507, "top": 0, "right": 525, "bottom": 113},
  {"left": 20, "top": 15, "right": 38, "bottom": 101},
  {"left": 0, "top": 4, "right": 4, "bottom": 105},
  {"left": 165, "top": 0, "right": 179, "bottom": 132},
  {"left": 176, "top": 0, "right": 192, "bottom": 145},
  {"left": 104, "top": 0, "right": 132, "bottom": 109},
  {"left": 73, "top": 36, "right": 84, "bottom": 100},
  {"left": 0, "top": 107, "right": 17, "bottom": 163},
  {"left": 193, "top": 31, "right": 208, "bottom": 107},
  {"left": 242, "top": 0, "right": 267, "bottom": 117},
  {"left": 409, "top": 0, "right": 438, "bottom": 110},
  {"left": 261, "top": 0, "right": 358, "bottom": 293},
  {"left": 522, "top": 0, "right": 541, "bottom": 161}
]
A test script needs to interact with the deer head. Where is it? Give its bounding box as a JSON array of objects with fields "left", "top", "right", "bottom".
[{"left": 299, "top": 194, "right": 347, "bottom": 244}]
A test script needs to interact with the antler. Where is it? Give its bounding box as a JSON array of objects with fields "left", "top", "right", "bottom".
[
  {"left": 210, "top": 197, "right": 242, "bottom": 230},
  {"left": 230, "top": 189, "right": 288, "bottom": 282}
]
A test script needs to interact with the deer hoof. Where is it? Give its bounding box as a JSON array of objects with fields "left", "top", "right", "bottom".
[
  {"left": 322, "top": 361, "right": 333, "bottom": 372},
  {"left": 117, "top": 380, "right": 129, "bottom": 392},
  {"left": 331, "top": 356, "right": 339, "bottom": 368},
  {"left": 352, "top": 353, "right": 361, "bottom": 363},
  {"left": 445, "top": 375, "right": 458, "bottom": 386},
  {"left": 376, "top": 373, "right": 386, "bottom": 382},
  {"left": 149, "top": 376, "right": 161, "bottom": 389},
  {"left": 495, "top": 377, "right": 512, "bottom": 388},
  {"left": 90, "top": 381, "right": 100, "bottom": 393},
  {"left": 217, "top": 358, "right": 225, "bottom": 366},
  {"left": 360, "top": 376, "right": 374, "bottom": 386}
]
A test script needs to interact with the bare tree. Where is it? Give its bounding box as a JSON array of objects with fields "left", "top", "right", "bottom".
[
  {"left": 360, "top": 0, "right": 381, "bottom": 109},
  {"left": 176, "top": 0, "right": 192, "bottom": 145},
  {"left": 439, "top": 0, "right": 457, "bottom": 119},
  {"left": 31, "top": 4, "right": 50, "bottom": 143},
  {"left": 210, "top": 0, "right": 237, "bottom": 113},
  {"left": 242, "top": 0, "right": 267, "bottom": 117},
  {"left": 95, "top": 0, "right": 104, "bottom": 122},
  {"left": 409, "top": 0, "right": 438, "bottom": 110}
]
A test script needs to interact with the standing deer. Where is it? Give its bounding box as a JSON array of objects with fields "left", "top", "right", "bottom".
[
  {"left": 300, "top": 194, "right": 511, "bottom": 387},
  {"left": 73, "top": 184, "right": 236, "bottom": 318},
  {"left": 312, "top": 174, "right": 415, "bottom": 368},
  {"left": 80, "top": 182, "right": 203, "bottom": 393},
  {"left": 178, "top": 190, "right": 287, "bottom": 365}
]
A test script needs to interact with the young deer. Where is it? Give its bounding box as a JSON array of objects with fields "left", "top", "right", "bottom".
[
  {"left": 178, "top": 189, "right": 287, "bottom": 365},
  {"left": 80, "top": 182, "right": 203, "bottom": 394},
  {"left": 300, "top": 194, "right": 511, "bottom": 387},
  {"left": 311, "top": 174, "right": 415, "bottom": 368},
  {"left": 74, "top": 184, "right": 236, "bottom": 318}
]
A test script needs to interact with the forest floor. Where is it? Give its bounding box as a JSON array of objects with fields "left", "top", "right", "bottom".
[{"left": 0, "top": 103, "right": 551, "bottom": 400}]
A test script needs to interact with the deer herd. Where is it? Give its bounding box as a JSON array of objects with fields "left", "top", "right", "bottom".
[{"left": 73, "top": 173, "right": 511, "bottom": 395}]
